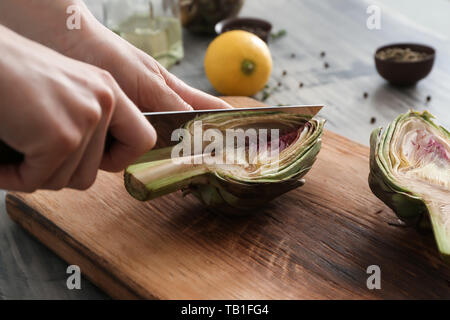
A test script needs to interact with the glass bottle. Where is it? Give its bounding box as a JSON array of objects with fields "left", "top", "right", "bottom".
[{"left": 103, "top": 0, "right": 183, "bottom": 69}]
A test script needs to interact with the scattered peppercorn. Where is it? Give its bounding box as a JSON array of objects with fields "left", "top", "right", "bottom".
[
  {"left": 299, "top": 82, "right": 304, "bottom": 88},
  {"left": 426, "top": 95, "right": 432, "bottom": 102},
  {"left": 282, "top": 70, "right": 287, "bottom": 76},
  {"left": 291, "top": 53, "right": 296, "bottom": 58},
  {"left": 370, "top": 117, "right": 376, "bottom": 124},
  {"left": 320, "top": 51, "right": 326, "bottom": 58},
  {"left": 324, "top": 62, "right": 329, "bottom": 69},
  {"left": 363, "top": 92, "right": 369, "bottom": 99},
  {"left": 277, "top": 81, "right": 282, "bottom": 87}
]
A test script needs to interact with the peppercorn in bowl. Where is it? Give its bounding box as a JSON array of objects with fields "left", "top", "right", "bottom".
[{"left": 375, "top": 43, "right": 435, "bottom": 86}]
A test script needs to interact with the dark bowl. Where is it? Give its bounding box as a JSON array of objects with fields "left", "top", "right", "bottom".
[
  {"left": 374, "top": 43, "right": 435, "bottom": 86},
  {"left": 180, "top": 0, "right": 245, "bottom": 34},
  {"left": 215, "top": 17, "right": 272, "bottom": 42}
]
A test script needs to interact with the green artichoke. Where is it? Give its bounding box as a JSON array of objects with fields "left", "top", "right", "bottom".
[
  {"left": 369, "top": 110, "right": 450, "bottom": 261},
  {"left": 125, "top": 110, "right": 324, "bottom": 213}
]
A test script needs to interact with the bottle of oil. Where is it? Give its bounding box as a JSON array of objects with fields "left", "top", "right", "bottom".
[{"left": 103, "top": 0, "right": 183, "bottom": 69}]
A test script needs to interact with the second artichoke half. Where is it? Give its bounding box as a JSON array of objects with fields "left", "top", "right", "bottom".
[{"left": 369, "top": 110, "right": 450, "bottom": 261}]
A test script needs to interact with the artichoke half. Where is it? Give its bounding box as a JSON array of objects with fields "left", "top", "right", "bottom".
[
  {"left": 125, "top": 111, "right": 324, "bottom": 213},
  {"left": 369, "top": 110, "right": 450, "bottom": 260}
]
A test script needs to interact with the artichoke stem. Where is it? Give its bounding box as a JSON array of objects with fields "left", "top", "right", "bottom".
[{"left": 125, "top": 154, "right": 208, "bottom": 201}]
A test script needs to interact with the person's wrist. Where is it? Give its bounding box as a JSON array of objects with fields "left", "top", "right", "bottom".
[
  {"left": 56, "top": 0, "right": 105, "bottom": 55},
  {"left": 0, "top": 0, "right": 102, "bottom": 57}
]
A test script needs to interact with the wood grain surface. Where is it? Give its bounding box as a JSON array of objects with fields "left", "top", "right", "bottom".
[
  {"left": 6, "top": 97, "right": 450, "bottom": 299},
  {"left": 2, "top": 0, "right": 450, "bottom": 300}
]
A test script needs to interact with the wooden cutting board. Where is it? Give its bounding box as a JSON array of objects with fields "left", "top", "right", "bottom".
[{"left": 6, "top": 97, "right": 450, "bottom": 299}]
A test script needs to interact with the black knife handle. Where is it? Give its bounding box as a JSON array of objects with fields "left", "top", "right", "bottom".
[
  {"left": 0, "top": 140, "right": 24, "bottom": 164},
  {"left": 0, "top": 133, "right": 115, "bottom": 165}
]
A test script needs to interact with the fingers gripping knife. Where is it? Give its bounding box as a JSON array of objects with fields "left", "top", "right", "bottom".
[{"left": 0, "top": 104, "right": 323, "bottom": 164}]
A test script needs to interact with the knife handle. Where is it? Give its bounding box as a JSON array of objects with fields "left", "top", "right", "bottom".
[
  {"left": 0, "top": 140, "right": 24, "bottom": 164},
  {"left": 0, "top": 133, "right": 114, "bottom": 165}
]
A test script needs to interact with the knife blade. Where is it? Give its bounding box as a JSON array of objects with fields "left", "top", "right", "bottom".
[
  {"left": 144, "top": 104, "right": 323, "bottom": 117},
  {"left": 145, "top": 104, "right": 323, "bottom": 147},
  {"left": 0, "top": 105, "right": 323, "bottom": 164}
]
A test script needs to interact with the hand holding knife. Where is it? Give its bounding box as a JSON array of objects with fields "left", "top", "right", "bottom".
[{"left": 0, "top": 104, "right": 322, "bottom": 165}]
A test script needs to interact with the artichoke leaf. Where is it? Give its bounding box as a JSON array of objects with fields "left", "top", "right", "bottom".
[{"left": 369, "top": 110, "right": 450, "bottom": 261}]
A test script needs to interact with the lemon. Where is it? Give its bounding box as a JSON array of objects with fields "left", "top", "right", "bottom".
[{"left": 204, "top": 30, "right": 272, "bottom": 96}]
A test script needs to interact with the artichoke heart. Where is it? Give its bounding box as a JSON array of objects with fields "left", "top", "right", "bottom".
[
  {"left": 125, "top": 111, "right": 325, "bottom": 213},
  {"left": 369, "top": 110, "right": 450, "bottom": 260}
]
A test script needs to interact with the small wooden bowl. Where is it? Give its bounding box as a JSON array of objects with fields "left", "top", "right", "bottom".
[
  {"left": 215, "top": 17, "right": 272, "bottom": 42},
  {"left": 374, "top": 43, "right": 435, "bottom": 86}
]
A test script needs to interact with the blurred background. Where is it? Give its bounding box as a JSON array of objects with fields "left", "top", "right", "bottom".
[{"left": 83, "top": 0, "right": 450, "bottom": 145}]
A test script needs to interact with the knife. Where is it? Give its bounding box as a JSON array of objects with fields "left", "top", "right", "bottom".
[{"left": 0, "top": 104, "right": 323, "bottom": 164}]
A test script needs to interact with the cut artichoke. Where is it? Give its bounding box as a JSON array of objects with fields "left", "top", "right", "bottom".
[
  {"left": 369, "top": 110, "right": 450, "bottom": 261},
  {"left": 125, "top": 111, "right": 324, "bottom": 213}
]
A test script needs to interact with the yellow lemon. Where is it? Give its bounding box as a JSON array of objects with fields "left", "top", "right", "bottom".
[{"left": 204, "top": 30, "right": 272, "bottom": 96}]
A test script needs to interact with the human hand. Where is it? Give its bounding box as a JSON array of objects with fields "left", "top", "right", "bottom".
[
  {"left": 0, "top": 0, "right": 231, "bottom": 112},
  {"left": 65, "top": 11, "right": 232, "bottom": 112},
  {"left": 0, "top": 27, "right": 156, "bottom": 192}
]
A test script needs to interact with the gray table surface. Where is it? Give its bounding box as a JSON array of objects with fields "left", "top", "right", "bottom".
[{"left": 1, "top": 0, "right": 450, "bottom": 299}]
